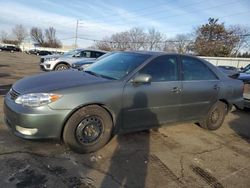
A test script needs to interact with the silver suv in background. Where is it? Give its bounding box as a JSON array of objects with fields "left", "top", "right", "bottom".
[{"left": 40, "top": 49, "right": 106, "bottom": 71}]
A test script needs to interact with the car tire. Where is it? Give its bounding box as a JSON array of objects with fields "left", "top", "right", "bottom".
[
  {"left": 199, "top": 101, "right": 227, "bottom": 130},
  {"left": 54, "top": 63, "right": 69, "bottom": 71},
  {"left": 63, "top": 105, "right": 113, "bottom": 153}
]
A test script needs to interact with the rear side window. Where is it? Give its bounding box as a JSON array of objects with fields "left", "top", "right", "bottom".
[
  {"left": 181, "top": 57, "right": 218, "bottom": 81},
  {"left": 139, "top": 55, "right": 178, "bottom": 82},
  {"left": 94, "top": 52, "right": 104, "bottom": 58}
]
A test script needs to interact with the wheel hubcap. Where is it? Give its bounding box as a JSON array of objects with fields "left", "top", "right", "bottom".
[
  {"left": 211, "top": 109, "right": 220, "bottom": 123},
  {"left": 57, "top": 65, "right": 67, "bottom": 70},
  {"left": 76, "top": 116, "right": 103, "bottom": 144}
]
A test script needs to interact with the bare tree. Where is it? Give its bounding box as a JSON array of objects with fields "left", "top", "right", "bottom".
[
  {"left": 12, "top": 24, "right": 27, "bottom": 45},
  {"left": 146, "top": 28, "right": 164, "bottom": 50},
  {"left": 45, "top": 27, "right": 61, "bottom": 48},
  {"left": 94, "top": 40, "right": 112, "bottom": 51},
  {"left": 93, "top": 27, "right": 166, "bottom": 51},
  {"left": 229, "top": 25, "right": 250, "bottom": 57},
  {"left": 30, "top": 27, "right": 61, "bottom": 48},
  {"left": 111, "top": 31, "right": 130, "bottom": 50},
  {"left": 128, "top": 27, "right": 147, "bottom": 50},
  {"left": 172, "top": 34, "right": 193, "bottom": 54},
  {"left": 1, "top": 31, "right": 8, "bottom": 42},
  {"left": 1, "top": 30, "right": 19, "bottom": 45},
  {"left": 30, "top": 27, "right": 45, "bottom": 45}
]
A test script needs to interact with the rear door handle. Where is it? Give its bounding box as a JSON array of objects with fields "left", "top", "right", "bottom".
[
  {"left": 214, "top": 84, "right": 220, "bottom": 90},
  {"left": 171, "top": 87, "right": 182, "bottom": 93}
]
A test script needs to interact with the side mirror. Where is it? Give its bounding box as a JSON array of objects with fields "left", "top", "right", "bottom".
[{"left": 132, "top": 74, "right": 152, "bottom": 84}]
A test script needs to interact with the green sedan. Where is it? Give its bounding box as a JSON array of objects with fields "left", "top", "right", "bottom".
[{"left": 4, "top": 51, "right": 244, "bottom": 153}]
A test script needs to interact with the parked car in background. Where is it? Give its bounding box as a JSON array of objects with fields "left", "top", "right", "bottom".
[
  {"left": 40, "top": 49, "right": 106, "bottom": 71},
  {"left": 36, "top": 50, "right": 52, "bottom": 56},
  {"left": 4, "top": 52, "right": 243, "bottom": 153},
  {"left": 71, "top": 59, "right": 95, "bottom": 70},
  {"left": 217, "top": 65, "right": 239, "bottom": 78},
  {"left": 71, "top": 52, "right": 114, "bottom": 71},
  {"left": 237, "top": 68, "right": 250, "bottom": 108},
  {"left": 0, "top": 44, "right": 4, "bottom": 51},
  {"left": 240, "top": 64, "right": 250, "bottom": 72},
  {"left": 0, "top": 45, "right": 21, "bottom": 52},
  {"left": 26, "top": 49, "right": 39, "bottom": 55}
]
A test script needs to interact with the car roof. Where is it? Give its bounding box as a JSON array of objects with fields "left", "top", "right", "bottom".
[
  {"left": 121, "top": 50, "right": 198, "bottom": 58},
  {"left": 75, "top": 48, "right": 107, "bottom": 53}
]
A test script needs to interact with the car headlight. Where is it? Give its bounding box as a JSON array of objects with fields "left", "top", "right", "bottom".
[
  {"left": 15, "top": 93, "right": 62, "bottom": 107},
  {"left": 46, "top": 57, "right": 58, "bottom": 61},
  {"left": 81, "top": 64, "right": 91, "bottom": 69}
]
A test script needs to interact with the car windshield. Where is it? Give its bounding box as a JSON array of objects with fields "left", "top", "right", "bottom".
[
  {"left": 85, "top": 52, "right": 151, "bottom": 80},
  {"left": 63, "top": 49, "right": 81, "bottom": 56}
]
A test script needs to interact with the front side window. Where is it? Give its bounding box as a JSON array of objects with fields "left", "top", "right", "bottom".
[
  {"left": 80, "top": 51, "right": 91, "bottom": 58},
  {"left": 181, "top": 57, "right": 218, "bottom": 81},
  {"left": 139, "top": 55, "right": 178, "bottom": 82}
]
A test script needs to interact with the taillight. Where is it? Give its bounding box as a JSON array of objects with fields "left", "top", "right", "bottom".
[{"left": 243, "top": 83, "right": 250, "bottom": 94}]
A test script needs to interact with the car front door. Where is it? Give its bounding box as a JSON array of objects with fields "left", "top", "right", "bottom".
[
  {"left": 179, "top": 56, "right": 220, "bottom": 121},
  {"left": 122, "top": 55, "right": 182, "bottom": 130}
]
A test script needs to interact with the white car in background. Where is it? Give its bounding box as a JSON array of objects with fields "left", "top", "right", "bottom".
[{"left": 40, "top": 49, "right": 106, "bottom": 71}]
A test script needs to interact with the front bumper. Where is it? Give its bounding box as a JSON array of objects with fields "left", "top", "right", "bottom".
[
  {"left": 40, "top": 63, "right": 52, "bottom": 71},
  {"left": 40, "top": 59, "right": 58, "bottom": 71},
  {"left": 3, "top": 95, "right": 71, "bottom": 139}
]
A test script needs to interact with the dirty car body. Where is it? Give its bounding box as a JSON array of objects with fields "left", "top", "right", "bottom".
[
  {"left": 4, "top": 51, "right": 244, "bottom": 153},
  {"left": 237, "top": 69, "right": 250, "bottom": 108}
]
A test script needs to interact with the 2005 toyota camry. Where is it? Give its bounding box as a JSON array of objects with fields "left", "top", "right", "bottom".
[{"left": 4, "top": 51, "right": 244, "bottom": 153}]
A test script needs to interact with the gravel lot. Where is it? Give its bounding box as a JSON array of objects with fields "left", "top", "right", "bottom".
[{"left": 0, "top": 52, "right": 250, "bottom": 188}]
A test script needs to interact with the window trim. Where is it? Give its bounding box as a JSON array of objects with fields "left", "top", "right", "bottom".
[
  {"left": 137, "top": 55, "right": 180, "bottom": 83},
  {"left": 180, "top": 56, "right": 219, "bottom": 81}
]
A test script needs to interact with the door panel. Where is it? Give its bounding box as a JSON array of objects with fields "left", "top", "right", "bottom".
[
  {"left": 180, "top": 80, "right": 219, "bottom": 120},
  {"left": 122, "top": 55, "right": 181, "bottom": 130},
  {"left": 179, "top": 56, "right": 220, "bottom": 120},
  {"left": 122, "top": 82, "right": 182, "bottom": 130}
]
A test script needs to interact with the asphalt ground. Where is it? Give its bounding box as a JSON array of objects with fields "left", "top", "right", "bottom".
[{"left": 0, "top": 52, "right": 249, "bottom": 188}]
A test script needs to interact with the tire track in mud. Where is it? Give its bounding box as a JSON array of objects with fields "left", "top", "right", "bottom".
[
  {"left": 190, "top": 165, "right": 224, "bottom": 188},
  {"left": 148, "top": 154, "right": 183, "bottom": 186}
]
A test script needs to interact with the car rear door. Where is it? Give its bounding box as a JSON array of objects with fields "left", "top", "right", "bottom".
[
  {"left": 179, "top": 56, "right": 220, "bottom": 121},
  {"left": 122, "top": 55, "right": 182, "bottom": 130}
]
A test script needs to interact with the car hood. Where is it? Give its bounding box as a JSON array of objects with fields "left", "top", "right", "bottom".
[{"left": 12, "top": 70, "right": 109, "bottom": 94}]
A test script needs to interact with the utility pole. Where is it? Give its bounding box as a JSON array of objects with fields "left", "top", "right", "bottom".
[{"left": 74, "top": 19, "right": 79, "bottom": 49}]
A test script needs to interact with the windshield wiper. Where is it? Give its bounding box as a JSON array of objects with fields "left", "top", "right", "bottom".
[
  {"left": 84, "top": 70, "right": 117, "bottom": 80},
  {"left": 84, "top": 70, "right": 100, "bottom": 77},
  {"left": 98, "top": 74, "right": 117, "bottom": 80}
]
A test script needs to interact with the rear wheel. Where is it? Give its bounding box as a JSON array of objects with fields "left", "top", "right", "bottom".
[
  {"left": 55, "top": 63, "right": 69, "bottom": 71},
  {"left": 63, "top": 105, "right": 113, "bottom": 153},
  {"left": 199, "top": 101, "right": 227, "bottom": 130}
]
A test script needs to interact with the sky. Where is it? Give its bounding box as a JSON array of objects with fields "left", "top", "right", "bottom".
[{"left": 0, "top": 0, "right": 250, "bottom": 47}]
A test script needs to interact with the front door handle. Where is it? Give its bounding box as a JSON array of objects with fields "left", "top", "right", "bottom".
[{"left": 171, "top": 87, "right": 182, "bottom": 93}]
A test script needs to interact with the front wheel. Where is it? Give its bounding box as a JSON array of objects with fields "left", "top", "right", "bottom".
[
  {"left": 199, "top": 101, "right": 227, "bottom": 130},
  {"left": 54, "top": 63, "right": 69, "bottom": 71},
  {"left": 63, "top": 105, "right": 113, "bottom": 153}
]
